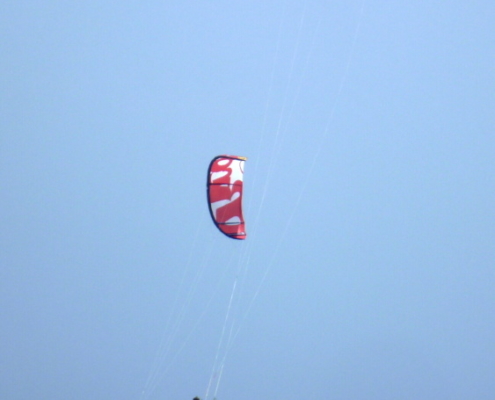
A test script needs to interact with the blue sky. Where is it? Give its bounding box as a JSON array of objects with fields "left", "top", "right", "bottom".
[{"left": 1, "top": 1, "right": 494, "bottom": 399}]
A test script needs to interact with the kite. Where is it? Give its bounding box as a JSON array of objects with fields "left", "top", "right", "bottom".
[{"left": 207, "top": 155, "right": 247, "bottom": 240}]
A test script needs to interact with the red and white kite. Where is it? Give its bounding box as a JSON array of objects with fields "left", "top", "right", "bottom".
[{"left": 207, "top": 155, "right": 247, "bottom": 240}]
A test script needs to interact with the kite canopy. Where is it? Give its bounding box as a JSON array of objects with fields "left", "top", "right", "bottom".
[{"left": 207, "top": 155, "right": 247, "bottom": 240}]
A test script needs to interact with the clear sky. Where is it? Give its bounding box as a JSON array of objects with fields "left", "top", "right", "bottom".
[{"left": 1, "top": 1, "right": 494, "bottom": 400}]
